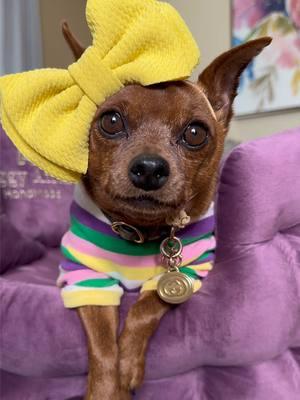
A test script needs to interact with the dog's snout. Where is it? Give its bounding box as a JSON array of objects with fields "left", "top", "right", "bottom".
[{"left": 129, "top": 154, "right": 170, "bottom": 191}]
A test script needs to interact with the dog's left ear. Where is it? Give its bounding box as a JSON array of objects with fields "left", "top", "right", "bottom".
[
  {"left": 198, "top": 37, "right": 272, "bottom": 128},
  {"left": 62, "top": 20, "right": 85, "bottom": 60}
]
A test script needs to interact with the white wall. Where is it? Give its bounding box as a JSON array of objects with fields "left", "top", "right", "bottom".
[{"left": 40, "top": 0, "right": 91, "bottom": 69}]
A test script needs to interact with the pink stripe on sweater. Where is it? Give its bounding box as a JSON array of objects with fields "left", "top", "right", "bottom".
[
  {"left": 58, "top": 269, "right": 109, "bottom": 286},
  {"left": 62, "top": 231, "right": 215, "bottom": 268},
  {"left": 196, "top": 270, "right": 209, "bottom": 278}
]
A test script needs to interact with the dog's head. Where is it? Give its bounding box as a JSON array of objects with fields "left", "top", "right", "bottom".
[{"left": 63, "top": 24, "right": 271, "bottom": 228}]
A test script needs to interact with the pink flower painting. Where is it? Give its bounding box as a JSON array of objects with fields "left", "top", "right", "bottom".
[{"left": 232, "top": 0, "right": 300, "bottom": 115}]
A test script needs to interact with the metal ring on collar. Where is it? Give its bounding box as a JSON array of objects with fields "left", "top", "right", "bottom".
[
  {"left": 111, "top": 221, "right": 145, "bottom": 244},
  {"left": 160, "top": 236, "right": 183, "bottom": 258}
]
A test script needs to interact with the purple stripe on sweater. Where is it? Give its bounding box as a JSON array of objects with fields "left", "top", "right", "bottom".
[
  {"left": 71, "top": 202, "right": 120, "bottom": 238},
  {"left": 60, "top": 259, "right": 88, "bottom": 271},
  {"left": 189, "top": 252, "right": 215, "bottom": 266},
  {"left": 71, "top": 201, "right": 214, "bottom": 240},
  {"left": 178, "top": 215, "right": 215, "bottom": 239}
]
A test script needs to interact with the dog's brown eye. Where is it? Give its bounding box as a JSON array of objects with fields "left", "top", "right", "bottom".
[
  {"left": 182, "top": 123, "right": 209, "bottom": 149},
  {"left": 99, "top": 112, "right": 125, "bottom": 137}
]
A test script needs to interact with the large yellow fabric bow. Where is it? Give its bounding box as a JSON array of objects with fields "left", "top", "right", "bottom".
[{"left": 0, "top": 0, "right": 200, "bottom": 182}]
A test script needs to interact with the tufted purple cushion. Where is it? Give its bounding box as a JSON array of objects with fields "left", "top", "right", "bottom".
[
  {"left": 1, "top": 127, "right": 300, "bottom": 400},
  {"left": 0, "top": 125, "right": 74, "bottom": 247},
  {"left": 0, "top": 215, "right": 45, "bottom": 274}
]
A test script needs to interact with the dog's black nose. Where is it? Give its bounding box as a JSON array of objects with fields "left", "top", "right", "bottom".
[{"left": 129, "top": 154, "right": 170, "bottom": 191}]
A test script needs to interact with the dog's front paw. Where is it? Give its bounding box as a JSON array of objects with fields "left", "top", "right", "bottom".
[
  {"left": 119, "top": 355, "right": 145, "bottom": 391},
  {"left": 119, "top": 348, "right": 145, "bottom": 394},
  {"left": 120, "top": 387, "right": 134, "bottom": 400}
]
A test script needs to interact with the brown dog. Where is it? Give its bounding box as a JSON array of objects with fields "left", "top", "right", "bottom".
[{"left": 63, "top": 22, "right": 271, "bottom": 400}]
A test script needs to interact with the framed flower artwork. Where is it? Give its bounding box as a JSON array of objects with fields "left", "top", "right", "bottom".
[{"left": 231, "top": 0, "right": 300, "bottom": 117}]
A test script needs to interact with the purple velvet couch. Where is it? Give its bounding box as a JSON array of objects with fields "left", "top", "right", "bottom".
[{"left": 1, "top": 126, "right": 300, "bottom": 400}]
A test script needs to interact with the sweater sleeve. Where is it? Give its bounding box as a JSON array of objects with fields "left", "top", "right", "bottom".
[{"left": 57, "top": 265, "right": 124, "bottom": 308}]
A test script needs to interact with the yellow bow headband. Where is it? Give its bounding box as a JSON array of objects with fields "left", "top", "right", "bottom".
[{"left": 0, "top": 0, "right": 200, "bottom": 182}]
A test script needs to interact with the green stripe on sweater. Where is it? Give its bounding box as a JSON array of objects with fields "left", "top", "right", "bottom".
[
  {"left": 61, "top": 246, "right": 81, "bottom": 264},
  {"left": 179, "top": 267, "right": 199, "bottom": 279},
  {"left": 70, "top": 216, "right": 213, "bottom": 256},
  {"left": 192, "top": 250, "right": 215, "bottom": 263},
  {"left": 75, "top": 278, "right": 119, "bottom": 288}
]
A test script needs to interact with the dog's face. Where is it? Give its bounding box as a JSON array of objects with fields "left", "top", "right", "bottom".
[
  {"left": 60, "top": 22, "right": 271, "bottom": 229},
  {"left": 79, "top": 37, "right": 271, "bottom": 227},
  {"left": 83, "top": 81, "right": 222, "bottom": 227},
  {"left": 62, "top": 27, "right": 271, "bottom": 228}
]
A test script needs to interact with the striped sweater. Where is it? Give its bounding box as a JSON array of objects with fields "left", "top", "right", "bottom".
[{"left": 57, "top": 183, "right": 216, "bottom": 308}]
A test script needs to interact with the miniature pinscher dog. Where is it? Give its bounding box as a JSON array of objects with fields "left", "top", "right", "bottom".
[{"left": 63, "top": 21, "right": 271, "bottom": 400}]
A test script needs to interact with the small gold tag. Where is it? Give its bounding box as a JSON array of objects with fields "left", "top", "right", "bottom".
[{"left": 157, "top": 271, "right": 194, "bottom": 304}]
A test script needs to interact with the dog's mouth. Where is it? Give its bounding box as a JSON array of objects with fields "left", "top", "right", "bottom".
[
  {"left": 116, "top": 195, "right": 177, "bottom": 210},
  {"left": 100, "top": 190, "right": 182, "bottom": 226}
]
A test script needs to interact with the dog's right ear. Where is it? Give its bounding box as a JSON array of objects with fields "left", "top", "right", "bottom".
[
  {"left": 62, "top": 20, "right": 85, "bottom": 61},
  {"left": 198, "top": 37, "right": 272, "bottom": 129}
]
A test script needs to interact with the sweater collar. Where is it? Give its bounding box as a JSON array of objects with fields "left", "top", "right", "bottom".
[{"left": 74, "top": 182, "right": 215, "bottom": 245}]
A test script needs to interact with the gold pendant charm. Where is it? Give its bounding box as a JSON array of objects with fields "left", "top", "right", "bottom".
[{"left": 157, "top": 271, "right": 194, "bottom": 304}]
